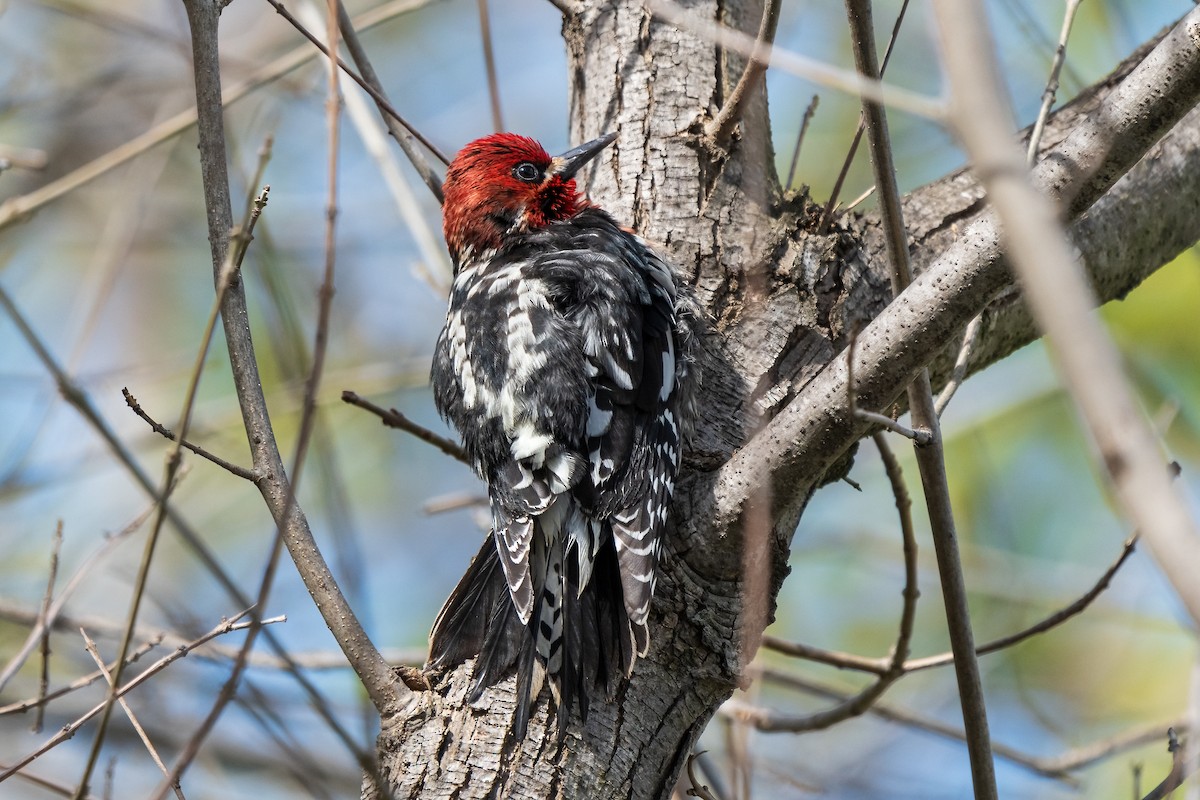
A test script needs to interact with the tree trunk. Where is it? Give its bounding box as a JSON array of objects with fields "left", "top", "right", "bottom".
[{"left": 369, "top": 4, "right": 1200, "bottom": 797}]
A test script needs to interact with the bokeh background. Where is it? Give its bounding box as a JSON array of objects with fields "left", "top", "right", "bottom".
[{"left": 1, "top": 0, "right": 1197, "bottom": 797}]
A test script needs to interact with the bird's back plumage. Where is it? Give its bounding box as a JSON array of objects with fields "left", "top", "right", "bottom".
[{"left": 428, "top": 137, "right": 695, "bottom": 741}]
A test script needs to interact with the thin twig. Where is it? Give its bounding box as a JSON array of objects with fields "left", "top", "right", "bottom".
[
  {"left": 181, "top": 0, "right": 404, "bottom": 720},
  {"left": 731, "top": 430, "right": 921, "bottom": 734},
  {"left": 1140, "top": 728, "right": 1193, "bottom": 800},
  {"left": 747, "top": 667, "right": 1083, "bottom": 784},
  {"left": 71, "top": 115, "right": 270, "bottom": 800},
  {"left": 647, "top": 0, "right": 944, "bottom": 121},
  {"left": 846, "top": 2, "right": 997, "bottom": 796},
  {"left": 0, "top": 638, "right": 163, "bottom": 718},
  {"left": 477, "top": 0, "right": 504, "bottom": 131},
  {"left": 874, "top": 432, "right": 919, "bottom": 673},
  {"left": 33, "top": 521, "right": 64, "bottom": 733},
  {"left": 0, "top": 143, "right": 48, "bottom": 171},
  {"left": 334, "top": 0, "right": 447, "bottom": 203},
  {"left": 785, "top": 95, "right": 819, "bottom": 190},
  {"left": 342, "top": 390, "right": 469, "bottom": 463},
  {"left": 685, "top": 751, "right": 723, "bottom": 800},
  {"left": 80, "top": 630, "right": 186, "bottom": 800},
  {"left": 934, "top": 314, "right": 983, "bottom": 417},
  {"left": 0, "top": 599, "right": 424, "bottom": 679},
  {"left": 764, "top": 535, "right": 1138, "bottom": 675},
  {"left": 149, "top": 13, "right": 369, "bottom": 794},
  {"left": 1027, "top": 0, "right": 1085, "bottom": 167},
  {"left": 423, "top": 492, "right": 488, "bottom": 514},
  {"left": 306, "top": 0, "right": 451, "bottom": 289},
  {"left": 905, "top": 537, "right": 1138, "bottom": 671},
  {"left": 847, "top": 325, "right": 932, "bottom": 444},
  {"left": 0, "top": 763, "right": 102, "bottom": 800},
  {"left": 1, "top": 257, "right": 379, "bottom": 775},
  {"left": 931, "top": 2, "right": 1200, "bottom": 628},
  {"left": 819, "top": 0, "right": 911, "bottom": 232},
  {"left": 259, "top": 0, "right": 448, "bottom": 167},
  {"left": 705, "top": 0, "right": 782, "bottom": 143},
  {"left": 122, "top": 388, "right": 259, "bottom": 481},
  {"left": 0, "top": 611, "right": 280, "bottom": 784},
  {"left": 0, "top": 0, "right": 439, "bottom": 233},
  {"left": 0, "top": 506, "right": 150, "bottom": 694}
]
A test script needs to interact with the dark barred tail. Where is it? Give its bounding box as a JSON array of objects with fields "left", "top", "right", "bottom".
[{"left": 428, "top": 532, "right": 637, "bottom": 741}]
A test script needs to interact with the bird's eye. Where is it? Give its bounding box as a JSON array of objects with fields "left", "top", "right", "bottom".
[{"left": 513, "top": 162, "right": 541, "bottom": 183}]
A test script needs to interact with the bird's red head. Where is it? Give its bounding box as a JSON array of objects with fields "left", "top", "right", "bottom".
[{"left": 441, "top": 132, "right": 616, "bottom": 268}]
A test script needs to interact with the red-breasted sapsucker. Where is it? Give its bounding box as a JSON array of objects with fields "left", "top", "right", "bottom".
[{"left": 426, "top": 132, "right": 696, "bottom": 740}]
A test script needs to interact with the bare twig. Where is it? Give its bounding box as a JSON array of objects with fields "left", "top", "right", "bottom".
[
  {"left": 260, "top": 0, "right": 449, "bottom": 170},
  {"left": 748, "top": 667, "right": 1081, "bottom": 784},
  {"left": 0, "top": 763, "right": 101, "bottom": 800},
  {"left": 423, "top": 492, "right": 488, "bottom": 514},
  {"left": 0, "top": 143, "right": 49, "bottom": 171},
  {"left": 1, "top": 254, "right": 377, "bottom": 773},
  {"left": 647, "top": 0, "right": 944, "bottom": 121},
  {"left": 934, "top": 314, "right": 983, "bottom": 417},
  {"left": 785, "top": 95, "right": 819, "bottom": 190},
  {"left": 181, "top": 0, "right": 405, "bottom": 718},
  {"left": 477, "top": 0, "right": 504, "bottom": 131},
  {"left": 847, "top": 325, "right": 932, "bottom": 444},
  {"left": 1140, "top": 728, "right": 1193, "bottom": 800},
  {"left": 730, "top": 430, "right": 920, "bottom": 734},
  {"left": 80, "top": 631, "right": 185, "bottom": 800},
  {"left": 0, "top": 638, "right": 163, "bottom": 718},
  {"left": 768, "top": 533, "right": 1137, "bottom": 677},
  {"left": 0, "top": 506, "right": 149, "bottom": 694},
  {"left": 819, "top": 0, "right": 911, "bottom": 231},
  {"left": 0, "top": 611, "right": 279, "bottom": 784},
  {"left": 0, "top": 599, "right": 423, "bottom": 678},
  {"left": 1027, "top": 0, "right": 1085, "bottom": 167},
  {"left": 931, "top": 2, "right": 1200, "bottom": 627},
  {"left": 123, "top": 389, "right": 259, "bottom": 482},
  {"left": 335, "top": 0, "right": 447, "bottom": 202},
  {"left": 303, "top": 0, "right": 451, "bottom": 289},
  {"left": 705, "top": 0, "right": 782, "bottom": 143},
  {"left": 148, "top": 5, "right": 399, "bottom": 795},
  {"left": 72, "top": 112, "right": 269, "bottom": 800},
  {"left": 906, "top": 537, "right": 1137, "bottom": 671},
  {"left": 875, "top": 431, "right": 919, "bottom": 667},
  {"left": 342, "top": 390, "right": 469, "bottom": 463},
  {"left": 33, "top": 521, "right": 64, "bottom": 733},
  {"left": 0, "top": 0, "right": 437, "bottom": 233},
  {"left": 685, "top": 751, "right": 723, "bottom": 800},
  {"left": 846, "top": 2, "right": 997, "bottom": 796}
]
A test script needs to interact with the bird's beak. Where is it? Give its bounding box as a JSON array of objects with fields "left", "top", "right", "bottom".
[{"left": 552, "top": 133, "right": 617, "bottom": 180}]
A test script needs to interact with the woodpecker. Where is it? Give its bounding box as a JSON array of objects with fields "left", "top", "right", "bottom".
[{"left": 426, "top": 132, "right": 696, "bottom": 740}]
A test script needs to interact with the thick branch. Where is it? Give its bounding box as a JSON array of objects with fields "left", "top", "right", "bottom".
[{"left": 708, "top": 9, "right": 1200, "bottom": 540}]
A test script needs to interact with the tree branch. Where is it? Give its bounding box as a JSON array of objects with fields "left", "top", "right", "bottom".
[
  {"left": 707, "top": 8, "right": 1200, "bottom": 545},
  {"left": 180, "top": 0, "right": 406, "bottom": 716},
  {"left": 846, "top": 5, "right": 997, "bottom": 793},
  {"left": 930, "top": 1, "right": 1200, "bottom": 628},
  {"left": 704, "top": 0, "right": 781, "bottom": 144}
]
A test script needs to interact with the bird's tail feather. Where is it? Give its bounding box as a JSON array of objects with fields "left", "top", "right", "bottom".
[
  {"left": 427, "top": 523, "right": 639, "bottom": 741},
  {"left": 428, "top": 536, "right": 511, "bottom": 670}
]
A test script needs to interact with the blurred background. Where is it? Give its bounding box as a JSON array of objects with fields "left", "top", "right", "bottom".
[{"left": 0, "top": 0, "right": 1197, "bottom": 797}]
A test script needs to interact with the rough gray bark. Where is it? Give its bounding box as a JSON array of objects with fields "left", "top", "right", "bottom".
[{"left": 370, "top": 5, "right": 1200, "bottom": 798}]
